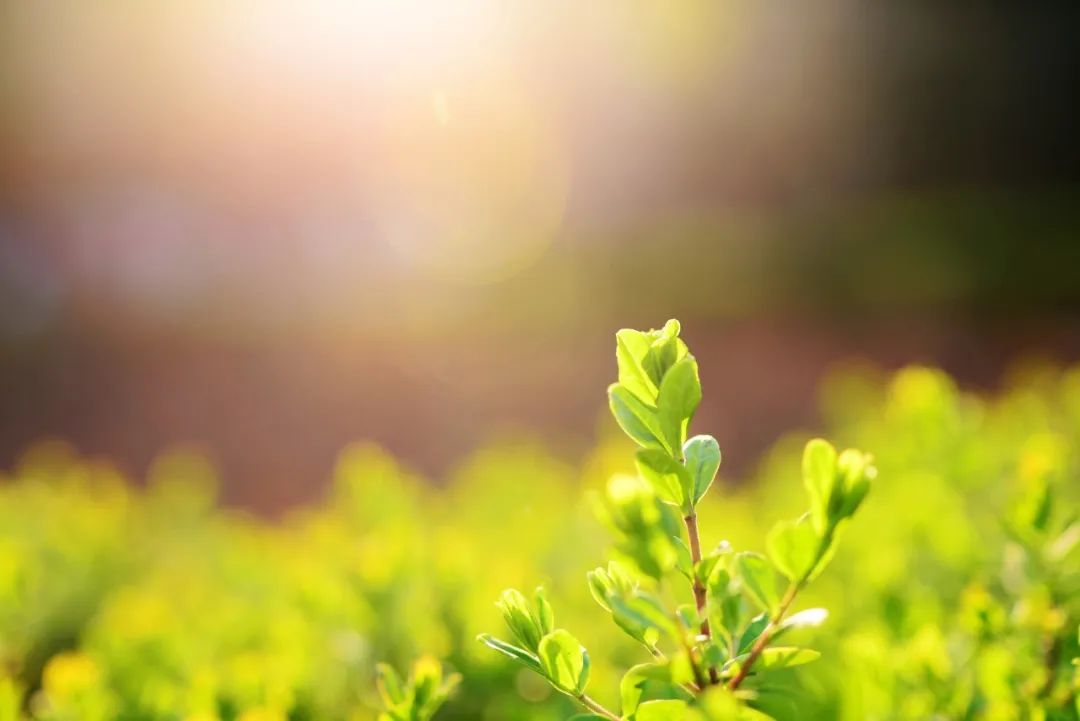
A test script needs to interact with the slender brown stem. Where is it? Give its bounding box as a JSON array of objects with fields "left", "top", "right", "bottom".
[
  {"left": 576, "top": 694, "right": 620, "bottom": 720},
  {"left": 727, "top": 581, "right": 801, "bottom": 690},
  {"left": 684, "top": 512, "right": 720, "bottom": 685}
]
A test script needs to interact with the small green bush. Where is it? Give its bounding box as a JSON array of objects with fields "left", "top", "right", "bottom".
[{"left": 477, "top": 320, "right": 875, "bottom": 719}]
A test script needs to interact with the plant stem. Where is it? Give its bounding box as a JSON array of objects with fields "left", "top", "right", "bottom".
[
  {"left": 727, "top": 580, "right": 801, "bottom": 690},
  {"left": 684, "top": 512, "right": 720, "bottom": 685},
  {"left": 576, "top": 694, "right": 620, "bottom": 720}
]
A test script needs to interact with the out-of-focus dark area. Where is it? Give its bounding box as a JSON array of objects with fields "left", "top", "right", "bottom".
[{"left": 2, "top": 1, "right": 1079, "bottom": 510}]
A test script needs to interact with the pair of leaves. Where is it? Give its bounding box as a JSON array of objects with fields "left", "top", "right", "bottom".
[
  {"left": 734, "top": 608, "right": 829, "bottom": 656},
  {"left": 495, "top": 587, "right": 553, "bottom": 653},
  {"left": 485, "top": 587, "right": 589, "bottom": 695},
  {"left": 478, "top": 628, "right": 590, "bottom": 696},
  {"left": 610, "top": 385, "right": 672, "bottom": 454},
  {"left": 721, "top": 647, "right": 821, "bottom": 679},
  {"left": 636, "top": 435, "right": 721, "bottom": 511},
  {"left": 610, "top": 321, "right": 703, "bottom": 457},
  {"left": 589, "top": 565, "right": 670, "bottom": 649},
  {"left": 766, "top": 516, "right": 822, "bottom": 583},
  {"left": 538, "top": 630, "right": 590, "bottom": 695},
  {"left": 607, "top": 590, "right": 679, "bottom": 642},
  {"left": 774, "top": 439, "right": 872, "bottom": 586},
  {"left": 615, "top": 320, "right": 686, "bottom": 405},
  {"left": 610, "top": 357, "right": 702, "bottom": 456},
  {"left": 803, "top": 439, "right": 875, "bottom": 535}
]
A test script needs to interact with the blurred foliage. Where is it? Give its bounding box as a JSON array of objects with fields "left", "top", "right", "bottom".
[
  {"left": 374, "top": 657, "right": 459, "bottom": 721},
  {"left": 1, "top": 362, "right": 1078, "bottom": 720}
]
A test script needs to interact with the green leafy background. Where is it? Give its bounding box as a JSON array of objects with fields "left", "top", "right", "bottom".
[{"left": 1, "top": 363, "right": 1079, "bottom": 720}]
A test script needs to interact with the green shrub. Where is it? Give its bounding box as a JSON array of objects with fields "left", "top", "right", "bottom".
[{"left": 477, "top": 320, "right": 875, "bottom": 719}]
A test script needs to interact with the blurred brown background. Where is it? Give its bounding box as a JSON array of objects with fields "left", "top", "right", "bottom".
[{"left": 2, "top": 1, "right": 1080, "bottom": 510}]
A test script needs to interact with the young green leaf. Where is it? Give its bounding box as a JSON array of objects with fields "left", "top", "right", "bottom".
[
  {"left": 636, "top": 699, "right": 690, "bottom": 721},
  {"left": 835, "top": 449, "right": 875, "bottom": 520},
  {"left": 802, "top": 439, "right": 838, "bottom": 535},
  {"left": 375, "top": 663, "right": 406, "bottom": 708},
  {"left": 766, "top": 516, "right": 819, "bottom": 582},
  {"left": 667, "top": 648, "right": 700, "bottom": 689},
  {"left": 616, "top": 329, "right": 661, "bottom": 405},
  {"left": 620, "top": 662, "right": 674, "bottom": 718},
  {"left": 703, "top": 640, "right": 727, "bottom": 671},
  {"left": 586, "top": 575, "right": 612, "bottom": 612},
  {"left": 735, "top": 612, "right": 769, "bottom": 655},
  {"left": 723, "top": 647, "right": 821, "bottom": 677},
  {"left": 607, "top": 591, "right": 679, "bottom": 640},
  {"left": 754, "top": 646, "right": 821, "bottom": 670},
  {"left": 697, "top": 561, "right": 720, "bottom": 594},
  {"left": 687, "top": 686, "right": 746, "bottom": 721},
  {"left": 610, "top": 611, "right": 663, "bottom": 651},
  {"left": 538, "top": 630, "right": 590, "bottom": 695},
  {"left": 706, "top": 563, "right": 744, "bottom": 644},
  {"left": 635, "top": 449, "right": 689, "bottom": 508},
  {"left": 736, "top": 552, "right": 780, "bottom": 613},
  {"left": 672, "top": 536, "right": 694, "bottom": 581},
  {"left": 609, "top": 384, "right": 669, "bottom": 452},
  {"left": 476, "top": 634, "right": 543, "bottom": 675},
  {"left": 641, "top": 320, "right": 686, "bottom": 388},
  {"left": 496, "top": 588, "right": 543, "bottom": 652},
  {"left": 656, "top": 357, "right": 702, "bottom": 452},
  {"left": 588, "top": 564, "right": 663, "bottom": 649},
  {"left": 683, "top": 435, "right": 721, "bottom": 506},
  {"left": 534, "top": 587, "right": 555, "bottom": 636}
]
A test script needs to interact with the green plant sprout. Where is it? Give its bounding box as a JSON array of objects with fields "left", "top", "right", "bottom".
[
  {"left": 477, "top": 320, "right": 876, "bottom": 719},
  {"left": 374, "top": 657, "right": 460, "bottom": 721}
]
